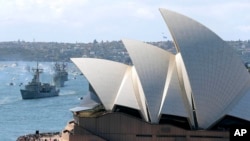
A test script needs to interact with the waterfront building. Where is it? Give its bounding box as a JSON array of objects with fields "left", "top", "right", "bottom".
[{"left": 61, "top": 8, "right": 250, "bottom": 141}]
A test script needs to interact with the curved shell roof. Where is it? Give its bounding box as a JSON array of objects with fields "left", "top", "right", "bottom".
[
  {"left": 160, "top": 8, "right": 250, "bottom": 128},
  {"left": 71, "top": 58, "right": 128, "bottom": 110},
  {"left": 122, "top": 39, "right": 176, "bottom": 123},
  {"left": 71, "top": 8, "right": 250, "bottom": 129}
]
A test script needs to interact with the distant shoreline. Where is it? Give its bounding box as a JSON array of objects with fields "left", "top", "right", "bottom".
[{"left": 0, "top": 40, "right": 250, "bottom": 63}]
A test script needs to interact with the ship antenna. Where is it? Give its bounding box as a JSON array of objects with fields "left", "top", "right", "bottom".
[
  {"left": 32, "top": 62, "right": 43, "bottom": 83},
  {"left": 36, "top": 62, "right": 40, "bottom": 83}
]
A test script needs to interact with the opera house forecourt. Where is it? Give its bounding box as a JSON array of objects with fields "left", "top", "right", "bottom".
[{"left": 61, "top": 8, "right": 250, "bottom": 141}]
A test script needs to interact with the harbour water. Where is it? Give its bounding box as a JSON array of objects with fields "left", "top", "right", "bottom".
[{"left": 0, "top": 61, "right": 88, "bottom": 140}]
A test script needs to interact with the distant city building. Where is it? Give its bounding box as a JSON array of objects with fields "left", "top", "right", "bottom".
[{"left": 61, "top": 8, "right": 250, "bottom": 141}]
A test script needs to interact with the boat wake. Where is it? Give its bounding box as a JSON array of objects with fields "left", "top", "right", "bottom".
[
  {"left": 0, "top": 97, "right": 21, "bottom": 105},
  {"left": 59, "top": 90, "right": 76, "bottom": 96}
]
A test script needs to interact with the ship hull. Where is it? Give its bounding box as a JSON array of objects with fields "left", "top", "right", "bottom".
[
  {"left": 20, "top": 89, "right": 59, "bottom": 99},
  {"left": 53, "top": 72, "right": 68, "bottom": 87},
  {"left": 53, "top": 75, "right": 65, "bottom": 87}
]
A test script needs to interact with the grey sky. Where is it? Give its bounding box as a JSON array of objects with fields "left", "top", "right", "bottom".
[{"left": 0, "top": 0, "right": 249, "bottom": 42}]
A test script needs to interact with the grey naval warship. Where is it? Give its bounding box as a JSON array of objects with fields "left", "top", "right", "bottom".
[
  {"left": 20, "top": 63, "right": 59, "bottom": 99},
  {"left": 52, "top": 62, "right": 68, "bottom": 87}
]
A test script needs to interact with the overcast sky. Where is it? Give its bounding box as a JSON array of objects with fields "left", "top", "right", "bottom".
[{"left": 0, "top": 0, "right": 250, "bottom": 43}]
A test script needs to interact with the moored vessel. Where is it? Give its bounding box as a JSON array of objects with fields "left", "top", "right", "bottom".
[
  {"left": 52, "top": 62, "right": 68, "bottom": 87},
  {"left": 20, "top": 63, "right": 59, "bottom": 99}
]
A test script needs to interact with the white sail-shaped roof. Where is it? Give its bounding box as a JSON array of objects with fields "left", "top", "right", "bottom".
[
  {"left": 122, "top": 39, "right": 175, "bottom": 123},
  {"left": 114, "top": 66, "right": 140, "bottom": 110},
  {"left": 71, "top": 58, "right": 128, "bottom": 110},
  {"left": 114, "top": 66, "right": 149, "bottom": 121},
  {"left": 160, "top": 8, "right": 250, "bottom": 128},
  {"left": 159, "top": 56, "right": 189, "bottom": 119},
  {"left": 228, "top": 89, "right": 250, "bottom": 121},
  {"left": 71, "top": 8, "right": 250, "bottom": 130}
]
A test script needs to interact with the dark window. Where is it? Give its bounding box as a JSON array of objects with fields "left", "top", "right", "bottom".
[
  {"left": 113, "top": 105, "right": 142, "bottom": 119},
  {"left": 156, "top": 135, "right": 186, "bottom": 138},
  {"left": 136, "top": 134, "right": 152, "bottom": 137},
  {"left": 159, "top": 114, "right": 191, "bottom": 130},
  {"left": 190, "top": 135, "right": 225, "bottom": 138}
]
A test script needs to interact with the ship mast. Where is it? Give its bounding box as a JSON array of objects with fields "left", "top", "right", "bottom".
[{"left": 32, "top": 62, "right": 43, "bottom": 83}]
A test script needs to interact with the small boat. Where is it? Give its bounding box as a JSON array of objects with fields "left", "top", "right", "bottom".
[{"left": 20, "top": 63, "right": 59, "bottom": 99}]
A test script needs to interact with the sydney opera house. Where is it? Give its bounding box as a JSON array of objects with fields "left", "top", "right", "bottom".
[{"left": 61, "top": 8, "right": 250, "bottom": 141}]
